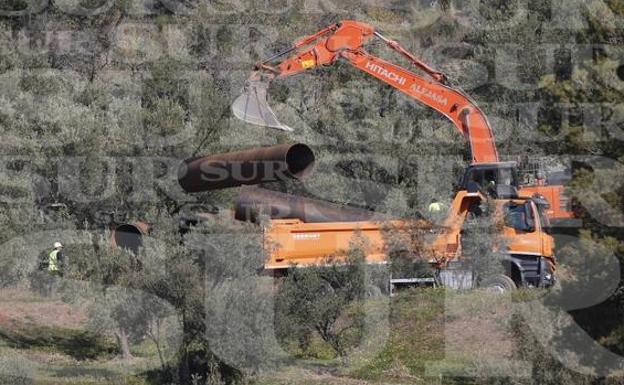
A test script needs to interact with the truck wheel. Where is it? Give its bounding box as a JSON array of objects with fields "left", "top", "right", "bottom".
[{"left": 480, "top": 274, "right": 517, "bottom": 293}]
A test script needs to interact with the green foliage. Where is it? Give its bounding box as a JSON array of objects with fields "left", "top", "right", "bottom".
[
  {"left": 78, "top": 82, "right": 112, "bottom": 110},
  {"left": 350, "top": 288, "right": 445, "bottom": 381},
  {"left": 78, "top": 0, "right": 109, "bottom": 9},
  {"left": 143, "top": 59, "right": 189, "bottom": 109},
  {"left": 0, "top": 206, "right": 77, "bottom": 288},
  {"left": 276, "top": 246, "right": 368, "bottom": 364},
  {"left": 144, "top": 98, "right": 186, "bottom": 138},
  {"left": 0, "top": 0, "right": 28, "bottom": 12},
  {"left": 115, "top": 0, "right": 132, "bottom": 12},
  {"left": 20, "top": 72, "right": 71, "bottom": 96},
  {"left": 509, "top": 313, "right": 593, "bottom": 385},
  {"left": 0, "top": 323, "right": 117, "bottom": 360},
  {"left": 461, "top": 201, "right": 508, "bottom": 282}
]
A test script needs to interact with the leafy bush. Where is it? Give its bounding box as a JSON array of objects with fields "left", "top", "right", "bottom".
[{"left": 275, "top": 251, "right": 368, "bottom": 365}]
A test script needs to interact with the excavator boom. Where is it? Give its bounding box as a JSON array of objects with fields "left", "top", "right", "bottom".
[
  {"left": 232, "top": 20, "right": 499, "bottom": 163},
  {"left": 341, "top": 49, "right": 498, "bottom": 163}
]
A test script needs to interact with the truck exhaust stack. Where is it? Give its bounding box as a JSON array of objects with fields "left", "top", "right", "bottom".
[{"left": 178, "top": 143, "right": 315, "bottom": 193}]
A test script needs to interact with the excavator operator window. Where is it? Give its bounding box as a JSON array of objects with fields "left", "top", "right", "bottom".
[
  {"left": 504, "top": 202, "right": 535, "bottom": 232},
  {"left": 466, "top": 169, "right": 496, "bottom": 188},
  {"left": 498, "top": 168, "right": 515, "bottom": 187},
  {"left": 461, "top": 165, "right": 519, "bottom": 193}
]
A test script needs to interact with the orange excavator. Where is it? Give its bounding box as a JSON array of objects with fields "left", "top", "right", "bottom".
[{"left": 232, "top": 20, "right": 572, "bottom": 220}]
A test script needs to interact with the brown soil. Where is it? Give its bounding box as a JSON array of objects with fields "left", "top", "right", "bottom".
[{"left": 0, "top": 288, "right": 86, "bottom": 330}]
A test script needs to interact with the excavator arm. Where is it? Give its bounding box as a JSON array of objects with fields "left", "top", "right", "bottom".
[{"left": 233, "top": 20, "right": 499, "bottom": 164}]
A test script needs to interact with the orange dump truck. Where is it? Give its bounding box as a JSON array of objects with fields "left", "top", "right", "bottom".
[{"left": 264, "top": 190, "right": 557, "bottom": 290}]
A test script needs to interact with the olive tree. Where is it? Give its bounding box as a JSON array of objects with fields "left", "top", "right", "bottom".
[{"left": 275, "top": 245, "right": 368, "bottom": 366}]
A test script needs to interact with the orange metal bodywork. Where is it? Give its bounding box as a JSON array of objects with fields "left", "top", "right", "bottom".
[
  {"left": 427, "top": 191, "right": 554, "bottom": 262},
  {"left": 265, "top": 219, "right": 399, "bottom": 270},
  {"left": 519, "top": 184, "right": 573, "bottom": 220},
  {"left": 264, "top": 191, "right": 556, "bottom": 273},
  {"left": 254, "top": 20, "right": 499, "bottom": 164}
]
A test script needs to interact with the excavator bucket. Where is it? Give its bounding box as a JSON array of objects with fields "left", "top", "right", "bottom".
[{"left": 231, "top": 80, "right": 293, "bottom": 132}]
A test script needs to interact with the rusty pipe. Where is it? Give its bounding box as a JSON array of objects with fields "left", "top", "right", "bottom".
[
  {"left": 110, "top": 221, "right": 151, "bottom": 255},
  {"left": 235, "top": 187, "right": 386, "bottom": 223},
  {"left": 178, "top": 143, "right": 315, "bottom": 193}
]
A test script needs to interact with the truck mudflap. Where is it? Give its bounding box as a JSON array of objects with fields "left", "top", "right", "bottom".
[{"left": 505, "top": 254, "right": 556, "bottom": 288}]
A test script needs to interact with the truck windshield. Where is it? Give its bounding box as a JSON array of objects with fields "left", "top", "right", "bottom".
[{"left": 504, "top": 202, "right": 535, "bottom": 232}]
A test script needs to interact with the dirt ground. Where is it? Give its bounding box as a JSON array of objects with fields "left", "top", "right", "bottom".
[{"left": 0, "top": 287, "right": 86, "bottom": 330}]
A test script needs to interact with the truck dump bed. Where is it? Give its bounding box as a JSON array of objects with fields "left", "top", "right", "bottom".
[{"left": 264, "top": 218, "right": 433, "bottom": 270}]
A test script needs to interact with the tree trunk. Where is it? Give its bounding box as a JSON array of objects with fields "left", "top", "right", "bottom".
[
  {"left": 439, "top": 0, "right": 451, "bottom": 13},
  {"left": 179, "top": 313, "right": 191, "bottom": 384},
  {"left": 341, "top": 352, "right": 349, "bottom": 367},
  {"left": 116, "top": 328, "right": 133, "bottom": 360},
  {"left": 298, "top": 330, "right": 312, "bottom": 353},
  {"left": 146, "top": 318, "right": 167, "bottom": 369}
]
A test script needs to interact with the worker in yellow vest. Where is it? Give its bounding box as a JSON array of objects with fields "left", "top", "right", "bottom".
[
  {"left": 428, "top": 198, "right": 442, "bottom": 213},
  {"left": 428, "top": 198, "right": 444, "bottom": 223},
  {"left": 48, "top": 242, "right": 65, "bottom": 276}
]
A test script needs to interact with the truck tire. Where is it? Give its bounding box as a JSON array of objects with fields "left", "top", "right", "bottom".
[{"left": 480, "top": 274, "right": 517, "bottom": 293}]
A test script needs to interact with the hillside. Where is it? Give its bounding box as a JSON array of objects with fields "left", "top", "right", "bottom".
[
  {"left": 0, "top": 286, "right": 534, "bottom": 385},
  {"left": 0, "top": 0, "right": 623, "bottom": 384}
]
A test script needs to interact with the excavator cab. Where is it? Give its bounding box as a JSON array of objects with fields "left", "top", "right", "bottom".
[{"left": 459, "top": 162, "right": 520, "bottom": 199}]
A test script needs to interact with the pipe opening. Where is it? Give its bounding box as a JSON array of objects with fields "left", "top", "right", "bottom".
[
  {"left": 178, "top": 143, "right": 316, "bottom": 192},
  {"left": 113, "top": 224, "right": 144, "bottom": 255},
  {"left": 286, "top": 143, "right": 315, "bottom": 178},
  {"left": 617, "top": 64, "right": 624, "bottom": 81}
]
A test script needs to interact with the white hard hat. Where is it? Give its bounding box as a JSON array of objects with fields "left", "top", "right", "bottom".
[{"left": 54, "top": 242, "right": 63, "bottom": 249}]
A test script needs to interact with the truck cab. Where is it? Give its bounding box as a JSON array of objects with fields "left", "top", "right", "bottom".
[{"left": 429, "top": 190, "right": 556, "bottom": 288}]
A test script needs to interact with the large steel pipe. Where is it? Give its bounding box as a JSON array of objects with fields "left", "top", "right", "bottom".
[
  {"left": 111, "top": 222, "right": 151, "bottom": 255},
  {"left": 235, "top": 187, "right": 385, "bottom": 223},
  {"left": 178, "top": 143, "right": 315, "bottom": 193}
]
